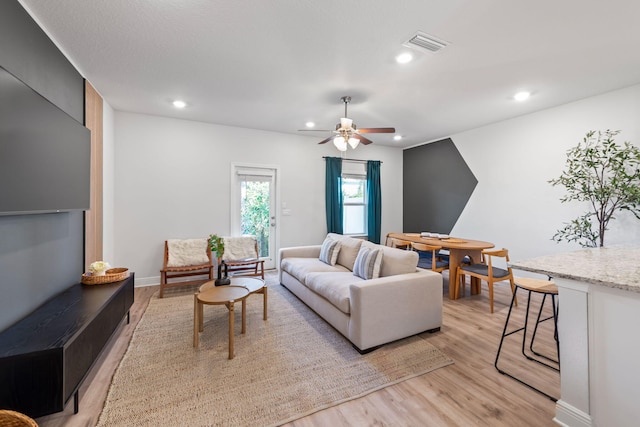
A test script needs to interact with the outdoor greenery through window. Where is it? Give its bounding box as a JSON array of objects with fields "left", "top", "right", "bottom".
[
  {"left": 240, "top": 179, "right": 270, "bottom": 257},
  {"left": 342, "top": 174, "right": 367, "bottom": 235}
]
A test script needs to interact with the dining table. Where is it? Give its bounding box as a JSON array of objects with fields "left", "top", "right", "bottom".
[{"left": 386, "top": 232, "right": 495, "bottom": 300}]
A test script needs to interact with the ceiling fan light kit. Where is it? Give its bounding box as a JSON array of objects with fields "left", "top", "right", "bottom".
[
  {"left": 304, "top": 96, "right": 395, "bottom": 151},
  {"left": 333, "top": 136, "right": 348, "bottom": 151}
]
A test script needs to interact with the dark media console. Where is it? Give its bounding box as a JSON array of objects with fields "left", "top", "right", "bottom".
[{"left": 0, "top": 275, "right": 134, "bottom": 418}]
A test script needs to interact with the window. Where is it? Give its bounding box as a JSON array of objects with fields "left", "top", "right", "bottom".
[{"left": 342, "top": 172, "right": 367, "bottom": 236}]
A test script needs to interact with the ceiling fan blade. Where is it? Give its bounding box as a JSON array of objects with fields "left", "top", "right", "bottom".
[
  {"left": 357, "top": 127, "right": 396, "bottom": 134},
  {"left": 298, "top": 129, "right": 333, "bottom": 132},
  {"left": 317, "top": 136, "right": 335, "bottom": 145},
  {"left": 352, "top": 134, "right": 373, "bottom": 145}
]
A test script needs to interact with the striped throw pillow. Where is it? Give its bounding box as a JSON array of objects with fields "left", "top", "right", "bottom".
[
  {"left": 353, "top": 246, "right": 383, "bottom": 280},
  {"left": 319, "top": 238, "right": 341, "bottom": 266}
]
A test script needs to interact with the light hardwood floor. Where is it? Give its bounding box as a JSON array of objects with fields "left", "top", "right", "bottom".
[{"left": 36, "top": 272, "right": 559, "bottom": 427}]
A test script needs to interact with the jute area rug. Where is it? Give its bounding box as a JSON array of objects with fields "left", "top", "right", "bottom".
[{"left": 97, "top": 274, "right": 453, "bottom": 427}]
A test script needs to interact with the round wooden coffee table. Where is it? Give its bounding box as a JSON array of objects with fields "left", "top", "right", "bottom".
[
  {"left": 200, "top": 277, "right": 268, "bottom": 320},
  {"left": 193, "top": 286, "right": 249, "bottom": 359}
]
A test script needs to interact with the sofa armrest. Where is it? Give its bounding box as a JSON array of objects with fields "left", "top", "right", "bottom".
[
  {"left": 279, "top": 245, "right": 322, "bottom": 260},
  {"left": 278, "top": 245, "right": 321, "bottom": 282},
  {"left": 348, "top": 269, "right": 443, "bottom": 351}
]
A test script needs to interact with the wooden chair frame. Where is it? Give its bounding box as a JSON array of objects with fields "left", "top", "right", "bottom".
[
  {"left": 221, "top": 237, "right": 265, "bottom": 279},
  {"left": 411, "top": 242, "right": 449, "bottom": 273},
  {"left": 385, "top": 234, "right": 412, "bottom": 250},
  {"left": 454, "top": 248, "right": 517, "bottom": 313},
  {"left": 160, "top": 240, "right": 213, "bottom": 298}
]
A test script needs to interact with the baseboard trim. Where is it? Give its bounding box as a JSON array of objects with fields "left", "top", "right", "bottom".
[
  {"left": 134, "top": 276, "right": 160, "bottom": 287},
  {"left": 553, "top": 399, "right": 592, "bottom": 427},
  {"left": 135, "top": 270, "right": 278, "bottom": 288},
  {"left": 134, "top": 274, "right": 210, "bottom": 288}
]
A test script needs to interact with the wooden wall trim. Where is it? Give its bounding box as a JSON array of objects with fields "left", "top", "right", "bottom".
[{"left": 84, "top": 81, "right": 103, "bottom": 269}]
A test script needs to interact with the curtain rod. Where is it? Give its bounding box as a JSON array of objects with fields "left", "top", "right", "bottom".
[{"left": 322, "top": 156, "right": 383, "bottom": 164}]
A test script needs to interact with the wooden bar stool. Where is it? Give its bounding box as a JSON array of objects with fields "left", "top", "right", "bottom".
[{"left": 494, "top": 276, "right": 560, "bottom": 401}]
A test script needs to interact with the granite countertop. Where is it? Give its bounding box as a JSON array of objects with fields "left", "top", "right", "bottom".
[{"left": 510, "top": 246, "right": 640, "bottom": 293}]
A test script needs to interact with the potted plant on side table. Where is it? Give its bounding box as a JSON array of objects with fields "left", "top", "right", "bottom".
[{"left": 209, "top": 234, "right": 230, "bottom": 286}]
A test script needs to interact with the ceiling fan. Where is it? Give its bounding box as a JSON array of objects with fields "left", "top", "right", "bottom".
[{"left": 299, "top": 96, "right": 395, "bottom": 150}]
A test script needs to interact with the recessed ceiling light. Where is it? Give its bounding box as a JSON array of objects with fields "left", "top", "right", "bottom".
[
  {"left": 173, "top": 100, "right": 187, "bottom": 108},
  {"left": 393, "top": 135, "right": 402, "bottom": 141},
  {"left": 305, "top": 121, "right": 315, "bottom": 128},
  {"left": 513, "top": 91, "right": 530, "bottom": 101},
  {"left": 395, "top": 53, "right": 413, "bottom": 64}
]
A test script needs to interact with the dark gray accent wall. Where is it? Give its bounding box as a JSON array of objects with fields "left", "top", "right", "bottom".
[
  {"left": 403, "top": 138, "right": 477, "bottom": 234},
  {"left": 0, "top": 0, "right": 85, "bottom": 331}
]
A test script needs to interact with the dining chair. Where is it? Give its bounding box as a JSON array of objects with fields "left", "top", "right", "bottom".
[
  {"left": 411, "top": 242, "right": 449, "bottom": 273},
  {"left": 390, "top": 238, "right": 412, "bottom": 250},
  {"left": 384, "top": 233, "right": 412, "bottom": 249},
  {"left": 454, "top": 248, "right": 517, "bottom": 313}
]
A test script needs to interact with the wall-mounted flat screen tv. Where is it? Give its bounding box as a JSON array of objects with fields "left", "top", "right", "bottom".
[{"left": 0, "top": 66, "right": 90, "bottom": 215}]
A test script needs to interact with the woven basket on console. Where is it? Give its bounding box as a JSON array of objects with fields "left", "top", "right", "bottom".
[
  {"left": 82, "top": 267, "right": 129, "bottom": 285},
  {"left": 0, "top": 410, "right": 38, "bottom": 427}
]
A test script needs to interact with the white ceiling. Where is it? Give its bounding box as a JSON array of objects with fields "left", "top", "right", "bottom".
[{"left": 21, "top": 0, "right": 640, "bottom": 148}]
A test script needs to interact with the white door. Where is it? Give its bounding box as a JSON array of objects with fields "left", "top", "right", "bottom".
[{"left": 231, "top": 164, "right": 279, "bottom": 269}]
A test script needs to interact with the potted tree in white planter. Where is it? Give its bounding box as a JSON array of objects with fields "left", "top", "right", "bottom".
[{"left": 549, "top": 129, "right": 640, "bottom": 247}]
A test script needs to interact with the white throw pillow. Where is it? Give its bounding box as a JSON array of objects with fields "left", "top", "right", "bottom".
[
  {"left": 166, "top": 238, "right": 209, "bottom": 267},
  {"left": 327, "top": 233, "right": 362, "bottom": 271},
  {"left": 319, "top": 237, "right": 341, "bottom": 266},
  {"left": 352, "top": 246, "right": 383, "bottom": 280}
]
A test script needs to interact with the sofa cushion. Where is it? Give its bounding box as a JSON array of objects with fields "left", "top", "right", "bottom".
[
  {"left": 362, "top": 241, "right": 418, "bottom": 277},
  {"left": 305, "top": 272, "right": 364, "bottom": 314},
  {"left": 319, "top": 237, "right": 341, "bottom": 266},
  {"left": 352, "top": 246, "right": 383, "bottom": 280},
  {"left": 281, "top": 257, "right": 348, "bottom": 284},
  {"left": 327, "top": 233, "right": 363, "bottom": 271}
]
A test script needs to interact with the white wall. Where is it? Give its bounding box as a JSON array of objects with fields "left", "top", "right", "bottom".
[
  {"left": 110, "top": 84, "right": 640, "bottom": 285},
  {"left": 448, "top": 84, "right": 640, "bottom": 262},
  {"left": 113, "top": 112, "right": 403, "bottom": 285}
]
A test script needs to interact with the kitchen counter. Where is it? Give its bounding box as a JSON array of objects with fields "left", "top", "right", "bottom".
[
  {"left": 510, "top": 246, "right": 640, "bottom": 293},
  {"left": 509, "top": 246, "right": 640, "bottom": 427}
]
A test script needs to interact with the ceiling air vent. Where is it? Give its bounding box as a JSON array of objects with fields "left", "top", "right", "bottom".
[{"left": 403, "top": 31, "right": 449, "bottom": 53}]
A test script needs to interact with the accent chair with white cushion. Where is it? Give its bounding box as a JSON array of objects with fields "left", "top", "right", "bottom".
[
  {"left": 221, "top": 236, "right": 265, "bottom": 279},
  {"left": 160, "top": 238, "right": 213, "bottom": 298}
]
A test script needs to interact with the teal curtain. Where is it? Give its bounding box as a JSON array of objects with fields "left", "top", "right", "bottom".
[
  {"left": 325, "top": 157, "right": 343, "bottom": 234},
  {"left": 367, "top": 160, "right": 381, "bottom": 243}
]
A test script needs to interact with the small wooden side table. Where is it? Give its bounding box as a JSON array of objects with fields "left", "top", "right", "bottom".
[{"left": 193, "top": 286, "right": 249, "bottom": 359}]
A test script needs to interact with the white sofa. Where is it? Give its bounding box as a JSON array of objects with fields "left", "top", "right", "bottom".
[{"left": 278, "top": 233, "right": 443, "bottom": 352}]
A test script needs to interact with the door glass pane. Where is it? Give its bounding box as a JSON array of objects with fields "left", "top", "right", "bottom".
[{"left": 240, "top": 179, "right": 270, "bottom": 258}]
